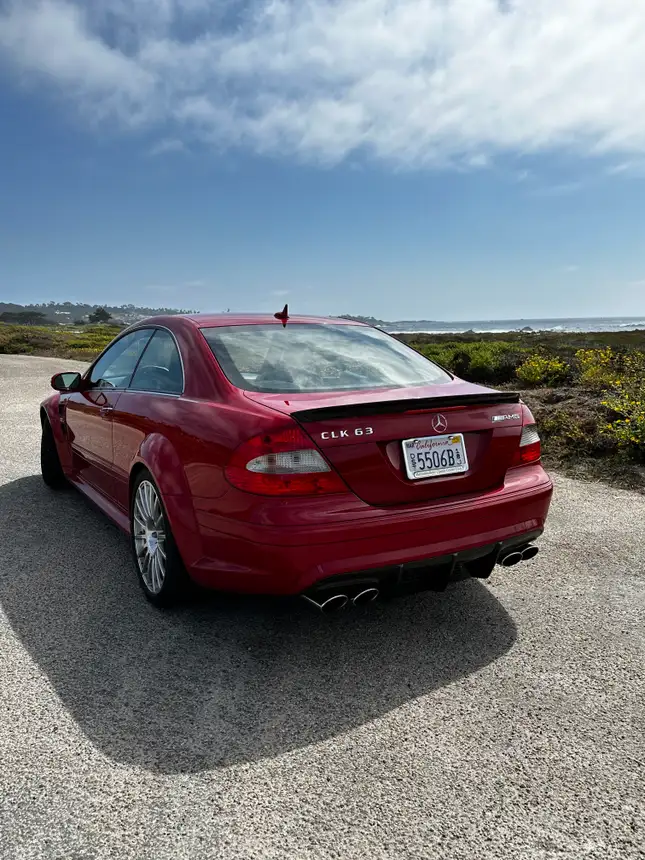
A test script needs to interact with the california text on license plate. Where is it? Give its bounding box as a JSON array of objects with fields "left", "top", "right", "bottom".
[{"left": 402, "top": 433, "right": 469, "bottom": 480}]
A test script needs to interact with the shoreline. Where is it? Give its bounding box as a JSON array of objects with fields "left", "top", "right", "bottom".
[{"left": 389, "top": 326, "right": 645, "bottom": 335}]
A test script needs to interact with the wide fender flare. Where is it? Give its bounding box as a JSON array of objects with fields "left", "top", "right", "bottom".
[
  {"left": 133, "top": 433, "right": 202, "bottom": 566},
  {"left": 41, "top": 396, "right": 73, "bottom": 473}
]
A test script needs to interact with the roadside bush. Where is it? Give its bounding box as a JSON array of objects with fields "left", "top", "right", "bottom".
[
  {"left": 575, "top": 348, "right": 619, "bottom": 390},
  {"left": 525, "top": 389, "right": 619, "bottom": 460},
  {"left": 538, "top": 409, "right": 586, "bottom": 444},
  {"left": 516, "top": 354, "right": 570, "bottom": 387},
  {"left": 414, "top": 341, "right": 528, "bottom": 385},
  {"left": 0, "top": 323, "right": 116, "bottom": 359},
  {"left": 602, "top": 352, "right": 645, "bottom": 458}
]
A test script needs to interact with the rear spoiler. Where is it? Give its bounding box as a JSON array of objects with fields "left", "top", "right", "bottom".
[{"left": 293, "top": 391, "right": 522, "bottom": 423}]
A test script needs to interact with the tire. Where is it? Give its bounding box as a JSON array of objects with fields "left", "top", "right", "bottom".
[
  {"left": 130, "top": 469, "right": 188, "bottom": 608},
  {"left": 41, "top": 417, "right": 67, "bottom": 490}
]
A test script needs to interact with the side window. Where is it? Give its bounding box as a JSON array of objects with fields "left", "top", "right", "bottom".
[
  {"left": 89, "top": 330, "right": 154, "bottom": 389},
  {"left": 129, "top": 329, "right": 184, "bottom": 394}
]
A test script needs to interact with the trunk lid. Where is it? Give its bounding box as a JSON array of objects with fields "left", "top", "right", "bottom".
[{"left": 245, "top": 382, "right": 524, "bottom": 506}]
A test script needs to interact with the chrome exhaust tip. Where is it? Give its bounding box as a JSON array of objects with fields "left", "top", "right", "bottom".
[
  {"left": 500, "top": 551, "right": 523, "bottom": 567},
  {"left": 521, "top": 545, "right": 539, "bottom": 561},
  {"left": 301, "top": 593, "right": 349, "bottom": 614},
  {"left": 352, "top": 587, "right": 379, "bottom": 607}
]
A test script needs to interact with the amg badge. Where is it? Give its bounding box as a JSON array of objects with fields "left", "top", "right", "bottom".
[{"left": 492, "top": 413, "right": 521, "bottom": 422}]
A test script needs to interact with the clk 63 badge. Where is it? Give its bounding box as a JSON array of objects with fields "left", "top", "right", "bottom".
[{"left": 320, "top": 427, "right": 374, "bottom": 440}]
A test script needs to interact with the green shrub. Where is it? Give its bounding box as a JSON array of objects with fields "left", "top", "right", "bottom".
[
  {"left": 539, "top": 410, "right": 585, "bottom": 443},
  {"left": 0, "top": 323, "right": 115, "bottom": 359},
  {"left": 516, "top": 354, "right": 570, "bottom": 387},
  {"left": 602, "top": 352, "right": 645, "bottom": 458},
  {"left": 575, "top": 348, "right": 619, "bottom": 390},
  {"left": 414, "top": 340, "right": 529, "bottom": 385}
]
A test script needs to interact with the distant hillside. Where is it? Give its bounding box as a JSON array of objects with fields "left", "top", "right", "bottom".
[
  {"left": 2, "top": 304, "right": 438, "bottom": 330},
  {"left": 339, "top": 314, "right": 440, "bottom": 331},
  {"left": 0, "top": 301, "right": 195, "bottom": 326}
]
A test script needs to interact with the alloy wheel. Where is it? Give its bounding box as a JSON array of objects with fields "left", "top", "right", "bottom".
[{"left": 133, "top": 480, "right": 167, "bottom": 594}]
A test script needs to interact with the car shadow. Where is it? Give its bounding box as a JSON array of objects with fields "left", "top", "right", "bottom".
[{"left": 0, "top": 476, "right": 517, "bottom": 774}]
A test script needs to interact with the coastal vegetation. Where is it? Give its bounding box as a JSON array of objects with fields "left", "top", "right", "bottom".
[{"left": 404, "top": 330, "right": 645, "bottom": 490}]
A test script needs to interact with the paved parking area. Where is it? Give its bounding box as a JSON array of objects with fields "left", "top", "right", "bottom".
[{"left": 0, "top": 355, "right": 643, "bottom": 859}]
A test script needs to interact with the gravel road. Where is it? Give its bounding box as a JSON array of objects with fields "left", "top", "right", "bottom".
[{"left": 0, "top": 354, "right": 643, "bottom": 860}]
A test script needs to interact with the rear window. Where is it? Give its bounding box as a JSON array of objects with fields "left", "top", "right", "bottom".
[{"left": 200, "top": 323, "right": 451, "bottom": 393}]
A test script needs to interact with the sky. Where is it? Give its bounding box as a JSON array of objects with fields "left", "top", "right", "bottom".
[{"left": 1, "top": 0, "right": 645, "bottom": 321}]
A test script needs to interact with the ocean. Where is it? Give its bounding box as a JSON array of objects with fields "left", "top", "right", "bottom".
[{"left": 385, "top": 316, "right": 645, "bottom": 335}]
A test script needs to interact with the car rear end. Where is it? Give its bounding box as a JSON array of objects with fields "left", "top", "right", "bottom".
[{"left": 191, "top": 319, "right": 553, "bottom": 601}]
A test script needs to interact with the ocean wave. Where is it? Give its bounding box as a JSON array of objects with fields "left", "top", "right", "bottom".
[{"left": 386, "top": 318, "right": 645, "bottom": 335}]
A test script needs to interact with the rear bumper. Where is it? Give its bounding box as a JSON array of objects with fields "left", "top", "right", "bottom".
[
  {"left": 302, "top": 529, "right": 544, "bottom": 599},
  {"left": 183, "top": 465, "right": 553, "bottom": 595}
]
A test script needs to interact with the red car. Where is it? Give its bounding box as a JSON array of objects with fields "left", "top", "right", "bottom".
[{"left": 40, "top": 313, "right": 553, "bottom": 611}]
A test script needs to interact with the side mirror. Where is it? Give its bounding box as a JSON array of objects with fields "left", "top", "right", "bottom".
[{"left": 51, "top": 372, "right": 82, "bottom": 392}]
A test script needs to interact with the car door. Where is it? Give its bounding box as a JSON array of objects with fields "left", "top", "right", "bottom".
[
  {"left": 110, "top": 328, "right": 185, "bottom": 511},
  {"left": 64, "top": 329, "right": 154, "bottom": 499}
]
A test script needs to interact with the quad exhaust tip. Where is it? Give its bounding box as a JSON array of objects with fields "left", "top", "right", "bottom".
[
  {"left": 301, "top": 593, "right": 349, "bottom": 614},
  {"left": 301, "top": 544, "right": 541, "bottom": 609},
  {"left": 301, "top": 587, "right": 380, "bottom": 613},
  {"left": 500, "top": 551, "right": 523, "bottom": 567},
  {"left": 353, "top": 587, "right": 380, "bottom": 607},
  {"left": 499, "top": 545, "right": 540, "bottom": 567}
]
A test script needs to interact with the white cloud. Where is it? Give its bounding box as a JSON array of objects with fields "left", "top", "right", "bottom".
[
  {"left": 465, "top": 154, "right": 490, "bottom": 169},
  {"left": 528, "top": 180, "right": 584, "bottom": 198},
  {"left": 2, "top": 0, "right": 645, "bottom": 167},
  {"left": 606, "top": 160, "right": 645, "bottom": 177},
  {"left": 148, "top": 137, "right": 187, "bottom": 156}
]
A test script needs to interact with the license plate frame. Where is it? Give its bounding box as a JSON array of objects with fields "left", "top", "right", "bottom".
[{"left": 402, "top": 433, "right": 469, "bottom": 480}]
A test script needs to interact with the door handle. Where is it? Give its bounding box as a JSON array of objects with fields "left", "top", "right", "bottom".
[{"left": 100, "top": 405, "right": 115, "bottom": 416}]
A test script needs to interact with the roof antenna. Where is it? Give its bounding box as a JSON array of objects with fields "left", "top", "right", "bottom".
[{"left": 274, "top": 303, "right": 289, "bottom": 327}]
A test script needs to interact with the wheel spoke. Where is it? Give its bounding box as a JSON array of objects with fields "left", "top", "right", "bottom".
[
  {"left": 135, "top": 493, "right": 147, "bottom": 524},
  {"left": 153, "top": 554, "right": 163, "bottom": 591},
  {"left": 140, "top": 551, "right": 150, "bottom": 584},
  {"left": 133, "top": 514, "right": 147, "bottom": 533},
  {"left": 142, "top": 483, "right": 152, "bottom": 519},
  {"left": 149, "top": 555, "right": 158, "bottom": 591}
]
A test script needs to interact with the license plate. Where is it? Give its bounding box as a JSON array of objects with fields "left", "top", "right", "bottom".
[{"left": 402, "top": 433, "right": 469, "bottom": 480}]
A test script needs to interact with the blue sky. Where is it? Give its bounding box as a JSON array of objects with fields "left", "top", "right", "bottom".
[{"left": 1, "top": 0, "right": 645, "bottom": 321}]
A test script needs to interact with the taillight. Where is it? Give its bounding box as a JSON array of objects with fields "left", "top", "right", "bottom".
[
  {"left": 225, "top": 426, "right": 348, "bottom": 496},
  {"left": 511, "top": 404, "right": 541, "bottom": 467}
]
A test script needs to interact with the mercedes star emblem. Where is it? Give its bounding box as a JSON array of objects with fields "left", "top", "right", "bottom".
[{"left": 432, "top": 414, "right": 448, "bottom": 433}]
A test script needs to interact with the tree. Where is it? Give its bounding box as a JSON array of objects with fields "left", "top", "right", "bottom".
[
  {"left": 0, "top": 310, "right": 49, "bottom": 325},
  {"left": 88, "top": 307, "right": 112, "bottom": 324}
]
